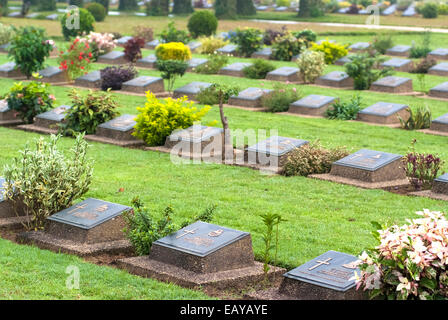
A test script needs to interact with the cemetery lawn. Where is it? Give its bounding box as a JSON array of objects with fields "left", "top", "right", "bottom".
[{"left": 0, "top": 238, "right": 212, "bottom": 300}]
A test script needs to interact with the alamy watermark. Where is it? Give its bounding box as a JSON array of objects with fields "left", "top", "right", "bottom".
[
  {"left": 66, "top": 265, "right": 80, "bottom": 290},
  {"left": 65, "top": 6, "right": 80, "bottom": 31}
]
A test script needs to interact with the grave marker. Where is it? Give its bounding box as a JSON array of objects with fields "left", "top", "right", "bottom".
[
  {"left": 187, "top": 41, "right": 202, "bottom": 53},
  {"left": 217, "top": 44, "right": 238, "bottom": 56},
  {"left": 0, "top": 62, "right": 23, "bottom": 78},
  {"left": 0, "top": 42, "right": 10, "bottom": 53},
  {"left": 228, "top": 87, "right": 273, "bottom": 108},
  {"left": 251, "top": 47, "right": 273, "bottom": 60},
  {"left": 370, "top": 76, "right": 413, "bottom": 93},
  {"left": 32, "top": 105, "right": 71, "bottom": 132},
  {"left": 382, "top": 4, "right": 397, "bottom": 15},
  {"left": 381, "top": 58, "right": 413, "bottom": 72},
  {"left": 116, "top": 36, "right": 133, "bottom": 47},
  {"left": 121, "top": 76, "right": 165, "bottom": 94},
  {"left": 279, "top": 251, "right": 365, "bottom": 300},
  {"left": 266, "top": 66, "right": 301, "bottom": 82},
  {"left": 429, "top": 82, "right": 448, "bottom": 99},
  {"left": 289, "top": 94, "right": 337, "bottom": 116},
  {"left": 357, "top": 102, "right": 410, "bottom": 124},
  {"left": 136, "top": 54, "right": 157, "bottom": 69},
  {"left": 38, "top": 66, "right": 67, "bottom": 83},
  {"left": 349, "top": 42, "right": 371, "bottom": 52},
  {"left": 0, "top": 99, "right": 22, "bottom": 126},
  {"left": 316, "top": 71, "right": 353, "bottom": 88},
  {"left": 429, "top": 113, "right": 448, "bottom": 133},
  {"left": 433, "top": 173, "right": 448, "bottom": 195},
  {"left": 173, "top": 82, "right": 212, "bottom": 100},
  {"left": 428, "top": 48, "right": 448, "bottom": 61},
  {"left": 145, "top": 39, "right": 160, "bottom": 50},
  {"left": 74, "top": 70, "right": 102, "bottom": 89},
  {"left": 334, "top": 55, "right": 352, "bottom": 66},
  {"left": 97, "top": 51, "right": 127, "bottom": 65},
  {"left": 46, "top": 14, "right": 59, "bottom": 20},
  {"left": 386, "top": 45, "right": 411, "bottom": 57},
  {"left": 18, "top": 198, "right": 133, "bottom": 256},
  {"left": 187, "top": 58, "right": 208, "bottom": 72},
  {"left": 219, "top": 62, "right": 252, "bottom": 77},
  {"left": 428, "top": 62, "right": 448, "bottom": 77}
]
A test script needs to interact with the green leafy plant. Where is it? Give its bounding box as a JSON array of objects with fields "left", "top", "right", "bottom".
[
  {"left": 260, "top": 213, "right": 285, "bottom": 283},
  {"left": 282, "top": 140, "right": 350, "bottom": 176},
  {"left": 155, "top": 60, "right": 189, "bottom": 92},
  {"left": 243, "top": 59, "right": 276, "bottom": 79},
  {"left": 194, "top": 54, "right": 229, "bottom": 74},
  {"left": 272, "top": 32, "right": 306, "bottom": 61},
  {"left": 198, "top": 36, "right": 228, "bottom": 54},
  {"left": 3, "top": 78, "right": 55, "bottom": 124},
  {"left": 61, "top": 8, "right": 95, "bottom": 41},
  {"left": 0, "top": 23, "right": 15, "bottom": 45},
  {"left": 159, "top": 21, "right": 191, "bottom": 44},
  {"left": 325, "top": 94, "right": 363, "bottom": 120},
  {"left": 2, "top": 134, "right": 93, "bottom": 231},
  {"left": 86, "top": 2, "right": 107, "bottom": 22},
  {"left": 60, "top": 89, "right": 119, "bottom": 135},
  {"left": 261, "top": 83, "right": 300, "bottom": 113},
  {"left": 187, "top": 10, "right": 218, "bottom": 38},
  {"left": 8, "top": 26, "right": 53, "bottom": 79},
  {"left": 345, "top": 53, "right": 393, "bottom": 90},
  {"left": 402, "top": 139, "right": 444, "bottom": 190},
  {"left": 133, "top": 92, "right": 211, "bottom": 146},
  {"left": 409, "top": 30, "right": 432, "bottom": 59},
  {"left": 296, "top": 50, "right": 326, "bottom": 83},
  {"left": 399, "top": 105, "right": 432, "bottom": 131},
  {"left": 372, "top": 34, "right": 394, "bottom": 54},
  {"left": 196, "top": 83, "right": 240, "bottom": 105},
  {"left": 419, "top": 2, "right": 439, "bottom": 18},
  {"left": 311, "top": 40, "right": 349, "bottom": 64},
  {"left": 232, "top": 28, "right": 264, "bottom": 57},
  {"left": 292, "top": 29, "right": 317, "bottom": 44},
  {"left": 410, "top": 57, "right": 437, "bottom": 74}
]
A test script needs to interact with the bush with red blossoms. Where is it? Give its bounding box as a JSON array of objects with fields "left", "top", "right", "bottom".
[
  {"left": 58, "top": 37, "right": 94, "bottom": 81},
  {"left": 402, "top": 139, "right": 445, "bottom": 190},
  {"left": 355, "top": 209, "right": 448, "bottom": 300},
  {"left": 124, "top": 37, "right": 145, "bottom": 63}
]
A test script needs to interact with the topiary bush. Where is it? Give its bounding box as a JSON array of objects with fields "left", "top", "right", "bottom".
[
  {"left": 133, "top": 92, "right": 211, "bottom": 146},
  {"left": 61, "top": 8, "right": 95, "bottom": 40},
  {"left": 187, "top": 11, "right": 218, "bottom": 38},
  {"left": 296, "top": 50, "right": 326, "bottom": 83},
  {"left": 86, "top": 2, "right": 107, "bottom": 22},
  {"left": 100, "top": 65, "right": 138, "bottom": 91},
  {"left": 311, "top": 40, "right": 349, "bottom": 64},
  {"left": 243, "top": 59, "right": 276, "bottom": 79},
  {"left": 94, "top": 0, "right": 109, "bottom": 12},
  {"left": 155, "top": 42, "right": 192, "bottom": 61},
  {"left": 237, "top": 0, "right": 256, "bottom": 15},
  {"left": 155, "top": 60, "right": 189, "bottom": 92}
]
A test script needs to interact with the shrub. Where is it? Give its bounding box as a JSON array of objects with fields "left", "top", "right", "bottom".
[
  {"left": 282, "top": 141, "right": 350, "bottom": 176},
  {"left": 155, "top": 60, "right": 189, "bottom": 92},
  {"left": 399, "top": 105, "right": 431, "bottom": 130},
  {"left": 311, "top": 40, "right": 349, "bottom": 64},
  {"left": 124, "top": 37, "right": 145, "bottom": 63},
  {"left": 196, "top": 83, "right": 240, "bottom": 105},
  {"left": 94, "top": 0, "right": 110, "bottom": 12},
  {"left": 325, "top": 94, "right": 363, "bottom": 120},
  {"left": 194, "top": 54, "right": 228, "bottom": 74},
  {"left": 296, "top": 50, "right": 326, "bottom": 84},
  {"left": 60, "top": 89, "right": 119, "bottom": 135},
  {"left": 372, "top": 34, "right": 394, "bottom": 54},
  {"left": 3, "top": 79, "right": 55, "bottom": 124},
  {"left": 100, "top": 65, "right": 138, "bottom": 91},
  {"left": 345, "top": 53, "right": 393, "bottom": 90},
  {"left": 243, "top": 59, "right": 276, "bottom": 79},
  {"left": 133, "top": 92, "right": 211, "bottom": 146},
  {"left": 133, "top": 25, "right": 154, "bottom": 42},
  {"left": 198, "top": 36, "right": 228, "bottom": 54},
  {"left": 37, "top": 0, "right": 56, "bottom": 11},
  {"left": 292, "top": 29, "right": 317, "bottom": 44},
  {"left": 276, "top": 0, "right": 291, "bottom": 6},
  {"left": 122, "top": 197, "right": 216, "bottom": 256},
  {"left": 232, "top": 28, "right": 264, "bottom": 58},
  {"left": 119, "top": 0, "right": 138, "bottom": 11},
  {"left": 410, "top": 57, "right": 437, "bottom": 74},
  {"left": 159, "top": 21, "right": 191, "bottom": 44},
  {"left": 8, "top": 26, "right": 53, "bottom": 79},
  {"left": 438, "top": 3, "right": 448, "bottom": 15},
  {"left": 80, "top": 32, "right": 116, "bottom": 61},
  {"left": 58, "top": 37, "right": 93, "bottom": 81},
  {"left": 86, "top": 2, "right": 107, "bottom": 22},
  {"left": 61, "top": 8, "right": 95, "bottom": 41},
  {"left": 187, "top": 11, "right": 218, "bottom": 38},
  {"left": 0, "top": 23, "right": 15, "bottom": 45},
  {"left": 409, "top": 30, "right": 432, "bottom": 59},
  {"left": 420, "top": 2, "right": 438, "bottom": 18},
  {"left": 356, "top": 209, "right": 448, "bottom": 300},
  {"left": 272, "top": 32, "right": 306, "bottom": 61},
  {"left": 261, "top": 83, "right": 301, "bottom": 113},
  {"left": 263, "top": 28, "right": 286, "bottom": 46},
  {"left": 146, "top": 0, "right": 169, "bottom": 16},
  {"left": 155, "top": 42, "right": 192, "bottom": 61},
  {"left": 2, "top": 134, "right": 93, "bottom": 231}
]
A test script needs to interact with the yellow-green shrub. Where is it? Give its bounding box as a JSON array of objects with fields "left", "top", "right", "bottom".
[
  {"left": 311, "top": 40, "right": 349, "bottom": 64},
  {"left": 155, "top": 42, "right": 192, "bottom": 61},
  {"left": 133, "top": 92, "right": 211, "bottom": 146},
  {"left": 198, "top": 36, "right": 228, "bottom": 54}
]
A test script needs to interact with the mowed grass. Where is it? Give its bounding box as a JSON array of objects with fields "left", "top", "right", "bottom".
[{"left": 0, "top": 238, "right": 212, "bottom": 300}]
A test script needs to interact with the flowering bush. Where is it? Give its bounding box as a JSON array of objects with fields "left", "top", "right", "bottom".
[
  {"left": 58, "top": 38, "right": 93, "bottom": 81},
  {"left": 133, "top": 92, "right": 211, "bottom": 146},
  {"left": 355, "top": 209, "right": 448, "bottom": 300},
  {"left": 80, "top": 32, "right": 116, "bottom": 61},
  {"left": 311, "top": 40, "right": 349, "bottom": 64},
  {"left": 272, "top": 32, "right": 306, "bottom": 61},
  {"left": 296, "top": 50, "right": 326, "bottom": 84},
  {"left": 4, "top": 78, "right": 55, "bottom": 123},
  {"left": 155, "top": 42, "right": 192, "bottom": 61},
  {"left": 402, "top": 139, "right": 444, "bottom": 190}
]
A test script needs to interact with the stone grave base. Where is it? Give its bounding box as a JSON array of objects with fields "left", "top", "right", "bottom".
[
  {"left": 116, "top": 256, "right": 285, "bottom": 290},
  {"left": 121, "top": 80, "right": 165, "bottom": 94},
  {"left": 356, "top": 109, "right": 410, "bottom": 125},
  {"left": 428, "top": 54, "right": 448, "bottom": 61},
  {"left": 97, "top": 57, "right": 127, "bottom": 65},
  {"left": 380, "top": 63, "right": 413, "bottom": 73},
  {"left": 386, "top": 51, "right": 409, "bottom": 57},
  {"left": 0, "top": 69, "right": 25, "bottom": 79},
  {"left": 428, "top": 69, "right": 448, "bottom": 77},
  {"left": 0, "top": 119, "right": 23, "bottom": 127},
  {"left": 84, "top": 134, "right": 145, "bottom": 148},
  {"left": 370, "top": 81, "right": 413, "bottom": 94},
  {"left": 409, "top": 190, "right": 448, "bottom": 202},
  {"left": 218, "top": 69, "right": 246, "bottom": 78},
  {"left": 309, "top": 173, "right": 409, "bottom": 190},
  {"left": 251, "top": 53, "right": 271, "bottom": 60},
  {"left": 315, "top": 77, "right": 354, "bottom": 88},
  {"left": 226, "top": 97, "right": 264, "bottom": 109},
  {"left": 419, "top": 128, "right": 448, "bottom": 137},
  {"left": 265, "top": 73, "right": 301, "bottom": 83},
  {"left": 135, "top": 60, "right": 156, "bottom": 69},
  {"left": 17, "top": 231, "right": 133, "bottom": 257},
  {"left": 288, "top": 103, "right": 333, "bottom": 117},
  {"left": 74, "top": 78, "right": 102, "bottom": 89},
  {"left": 429, "top": 89, "right": 448, "bottom": 99},
  {"left": 0, "top": 216, "right": 29, "bottom": 231},
  {"left": 17, "top": 124, "right": 59, "bottom": 135}
]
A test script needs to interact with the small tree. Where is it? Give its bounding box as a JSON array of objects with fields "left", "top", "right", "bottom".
[
  {"left": 172, "top": 0, "right": 194, "bottom": 14},
  {"left": 8, "top": 26, "right": 53, "bottom": 79},
  {"left": 345, "top": 53, "right": 393, "bottom": 90}
]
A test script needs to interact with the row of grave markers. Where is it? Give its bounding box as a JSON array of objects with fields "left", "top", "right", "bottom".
[{"left": 0, "top": 179, "right": 366, "bottom": 299}]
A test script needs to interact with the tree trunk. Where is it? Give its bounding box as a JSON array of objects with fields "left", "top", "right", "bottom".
[
  {"left": 236, "top": 0, "right": 256, "bottom": 16},
  {"left": 298, "top": 0, "right": 310, "bottom": 17},
  {"left": 215, "top": 0, "right": 237, "bottom": 19},
  {"left": 172, "top": 0, "right": 194, "bottom": 14}
]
